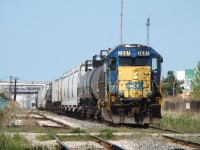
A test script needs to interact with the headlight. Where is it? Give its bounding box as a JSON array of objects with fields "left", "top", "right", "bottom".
[
  {"left": 118, "top": 91, "right": 124, "bottom": 98},
  {"left": 133, "top": 76, "right": 138, "bottom": 79},
  {"left": 147, "top": 91, "right": 152, "bottom": 97}
]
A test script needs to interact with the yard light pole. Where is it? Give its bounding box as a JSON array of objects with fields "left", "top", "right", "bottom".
[{"left": 173, "top": 81, "right": 175, "bottom": 97}]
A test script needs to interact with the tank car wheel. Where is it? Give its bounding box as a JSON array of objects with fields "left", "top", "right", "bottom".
[
  {"left": 80, "top": 108, "right": 86, "bottom": 119},
  {"left": 95, "top": 110, "right": 102, "bottom": 122},
  {"left": 86, "top": 109, "right": 93, "bottom": 119}
]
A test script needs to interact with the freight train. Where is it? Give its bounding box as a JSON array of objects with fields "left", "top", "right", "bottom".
[{"left": 37, "top": 44, "right": 163, "bottom": 124}]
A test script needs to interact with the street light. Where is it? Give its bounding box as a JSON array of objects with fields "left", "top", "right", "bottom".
[{"left": 173, "top": 81, "right": 175, "bottom": 97}]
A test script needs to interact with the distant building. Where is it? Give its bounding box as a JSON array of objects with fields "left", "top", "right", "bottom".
[
  {"left": 177, "top": 71, "right": 185, "bottom": 80},
  {"left": 176, "top": 69, "right": 194, "bottom": 91}
]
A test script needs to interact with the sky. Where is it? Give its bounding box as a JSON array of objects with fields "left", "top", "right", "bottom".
[{"left": 0, "top": 0, "right": 200, "bottom": 81}]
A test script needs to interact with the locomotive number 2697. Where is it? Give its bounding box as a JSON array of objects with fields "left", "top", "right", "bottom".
[{"left": 118, "top": 51, "right": 131, "bottom": 56}]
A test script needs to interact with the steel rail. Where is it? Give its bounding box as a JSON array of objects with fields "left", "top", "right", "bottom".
[
  {"left": 149, "top": 125, "right": 186, "bottom": 134},
  {"left": 90, "top": 135, "right": 125, "bottom": 150},
  {"left": 38, "top": 123, "right": 70, "bottom": 150},
  {"left": 32, "top": 112, "right": 71, "bottom": 129},
  {"left": 51, "top": 134, "right": 70, "bottom": 150},
  {"left": 161, "top": 134, "right": 200, "bottom": 149},
  {"left": 28, "top": 111, "right": 71, "bottom": 149}
]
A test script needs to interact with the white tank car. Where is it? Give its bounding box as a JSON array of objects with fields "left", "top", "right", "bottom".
[{"left": 61, "top": 63, "right": 85, "bottom": 106}]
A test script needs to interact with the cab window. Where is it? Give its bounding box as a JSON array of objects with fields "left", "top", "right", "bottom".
[
  {"left": 119, "top": 57, "right": 133, "bottom": 66},
  {"left": 152, "top": 58, "right": 158, "bottom": 71},
  {"left": 135, "top": 58, "right": 148, "bottom": 66},
  {"left": 108, "top": 57, "right": 116, "bottom": 71}
]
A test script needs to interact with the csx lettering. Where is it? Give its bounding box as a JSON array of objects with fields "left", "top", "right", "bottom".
[{"left": 126, "top": 82, "right": 142, "bottom": 90}]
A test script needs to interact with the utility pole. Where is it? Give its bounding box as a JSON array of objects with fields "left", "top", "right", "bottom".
[
  {"left": 146, "top": 18, "right": 150, "bottom": 46},
  {"left": 120, "top": 0, "right": 123, "bottom": 45},
  {"left": 9, "top": 76, "right": 12, "bottom": 99},
  {"left": 173, "top": 81, "right": 175, "bottom": 97},
  {"left": 14, "top": 78, "right": 17, "bottom": 101}
]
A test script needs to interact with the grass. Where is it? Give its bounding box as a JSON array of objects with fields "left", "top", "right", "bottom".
[
  {"left": 1, "top": 125, "right": 72, "bottom": 134},
  {"left": 99, "top": 128, "right": 116, "bottom": 140},
  {"left": 59, "top": 135, "right": 93, "bottom": 141},
  {"left": 36, "top": 133, "right": 54, "bottom": 141},
  {"left": 0, "top": 133, "right": 31, "bottom": 150},
  {"left": 70, "top": 128, "right": 85, "bottom": 133},
  {"left": 158, "top": 111, "right": 200, "bottom": 133},
  {"left": 36, "top": 134, "right": 94, "bottom": 142}
]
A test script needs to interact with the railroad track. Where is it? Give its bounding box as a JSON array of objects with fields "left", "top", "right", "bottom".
[
  {"left": 161, "top": 134, "right": 200, "bottom": 149},
  {"left": 37, "top": 121, "right": 70, "bottom": 150},
  {"left": 30, "top": 111, "right": 71, "bottom": 129},
  {"left": 148, "top": 125, "right": 186, "bottom": 134},
  {"left": 90, "top": 135, "right": 125, "bottom": 150},
  {"left": 118, "top": 123, "right": 200, "bottom": 149},
  {"left": 149, "top": 125, "right": 200, "bottom": 149},
  {"left": 31, "top": 111, "right": 200, "bottom": 149},
  {"left": 31, "top": 111, "right": 126, "bottom": 149}
]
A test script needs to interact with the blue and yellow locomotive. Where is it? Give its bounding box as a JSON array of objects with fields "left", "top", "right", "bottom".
[{"left": 100, "top": 44, "right": 163, "bottom": 124}]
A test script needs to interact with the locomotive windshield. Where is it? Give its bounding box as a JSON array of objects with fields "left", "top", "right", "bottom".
[
  {"left": 119, "top": 57, "right": 148, "bottom": 66},
  {"left": 135, "top": 58, "right": 148, "bottom": 66},
  {"left": 119, "top": 57, "right": 133, "bottom": 66}
]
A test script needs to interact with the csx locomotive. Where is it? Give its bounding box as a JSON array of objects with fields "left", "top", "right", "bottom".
[{"left": 37, "top": 44, "right": 163, "bottom": 124}]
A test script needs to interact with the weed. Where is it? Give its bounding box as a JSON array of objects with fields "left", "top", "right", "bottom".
[
  {"left": 70, "top": 128, "right": 85, "bottom": 133},
  {"left": 59, "top": 135, "right": 93, "bottom": 141},
  {"left": 99, "top": 129, "right": 115, "bottom": 140},
  {"left": 0, "top": 133, "right": 31, "bottom": 150},
  {"left": 36, "top": 134, "right": 93, "bottom": 142},
  {"left": 158, "top": 112, "right": 200, "bottom": 133},
  {"left": 36, "top": 133, "right": 54, "bottom": 141}
]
